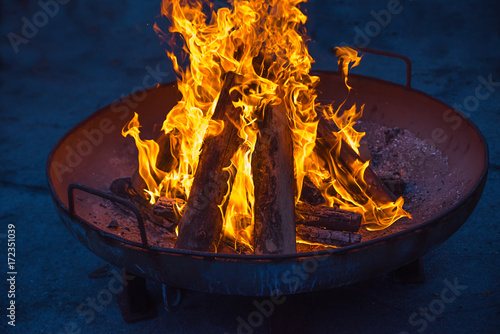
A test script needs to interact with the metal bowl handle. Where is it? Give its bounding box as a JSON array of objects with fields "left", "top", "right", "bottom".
[
  {"left": 333, "top": 46, "right": 412, "bottom": 88},
  {"left": 67, "top": 183, "right": 149, "bottom": 248}
]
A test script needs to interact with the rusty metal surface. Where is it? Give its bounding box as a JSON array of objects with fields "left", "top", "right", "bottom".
[{"left": 46, "top": 71, "right": 488, "bottom": 296}]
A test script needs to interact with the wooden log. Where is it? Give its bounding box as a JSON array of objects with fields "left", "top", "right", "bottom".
[
  {"left": 108, "top": 187, "right": 253, "bottom": 255},
  {"left": 219, "top": 237, "right": 253, "bottom": 255},
  {"left": 153, "top": 197, "right": 185, "bottom": 222},
  {"left": 174, "top": 71, "right": 243, "bottom": 252},
  {"left": 296, "top": 202, "right": 361, "bottom": 232},
  {"left": 252, "top": 103, "right": 296, "bottom": 255},
  {"left": 299, "top": 176, "right": 325, "bottom": 205},
  {"left": 316, "top": 111, "right": 397, "bottom": 203},
  {"left": 296, "top": 225, "right": 361, "bottom": 247},
  {"left": 296, "top": 242, "right": 332, "bottom": 253},
  {"left": 154, "top": 196, "right": 253, "bottom": 254},
  {"left": 109, "top": 177, "right": 177, "bottom": 232}
]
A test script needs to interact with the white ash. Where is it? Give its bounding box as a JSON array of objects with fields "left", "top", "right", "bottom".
[{"left": 355, "top": 121, "right": 466, "bottom": 240}]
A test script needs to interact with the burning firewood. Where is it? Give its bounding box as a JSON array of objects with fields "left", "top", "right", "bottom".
[
  {"left": 119, "top": 0, "right": 412, "bottom": 254},
  {"left": 109, "top": 177, "right": 177, "bottom": 232},
  {"left": 296, "top": 225, "right": 361, "bottom": 247},
  {"left": 153, "top": 197, "right": 185, "bottom": 222},
  {"left": 252, "top": 103, "right": 296, "bottom": 255},
  {"left": 300, "top": 176, "right": 326, "bottom": 205},
  {"left": 219, "top": 238, "right": 253, "bottom": 255},
  {"left": 155, "top": 198, "right": 253, "bottom": 254},
  {"left": 174, "top": 71, "right": 243, "bottom": 252},
  {"left": 295, "top": 202, "right": 361, "bottom": 232},
  {"left": 154, "top": 196, "right": 252, "bottom": 254},
  {"left": 120, "top": 69, "right": 403, "bottom": 253},
  {"left": 316, "top": 111, "right": 398, "bottom": 203}
]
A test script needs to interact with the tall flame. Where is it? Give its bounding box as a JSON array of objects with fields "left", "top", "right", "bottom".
[
  {"left": 306, "top": 46, "right": 410, "bottom": 230},
  {"left": 121, "top": 113, "right": 165, "bottom": 202},
  {"left": 122, "top": 0, "right": 410, "bottom": 248}
]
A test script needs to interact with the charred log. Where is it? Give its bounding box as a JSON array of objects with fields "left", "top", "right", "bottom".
[
  {"left": 316, "top": 111, "right": 397, "bottom": 203},
  {"left": 174, "top": 71, "right": 243, "bottom": 252},
  {"left": 219, "top": 238, "right": 253, "bottom": 255},
  {"left": 296, "top": 225, "right": 361, "bottom": 247},
  {"left": 153, "top": 197, "right": 185, "bottom": 222},
  {"left": 299, "top": 176, "right": 326, "bottom": 206},
  {"left": 109, "top": 177, "right": 176, "bottom": 232},
  {"left": 296, "top": 202, "right": 361, "bottom": 232}
]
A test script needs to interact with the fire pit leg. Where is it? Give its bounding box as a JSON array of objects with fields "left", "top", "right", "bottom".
[
  {"left": 390, "top": 258, "right": 426, "bottom": 283},
  {"left": 115, "top": 271, "right": 157, "bottom": 323},
  {"left": 162, "top": 285, "right": 184, "bottom": 312}
]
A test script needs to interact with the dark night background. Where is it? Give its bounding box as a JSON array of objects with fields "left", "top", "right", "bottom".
[{"left": 1, "top": 0, "right": 499, "bottom": 333}]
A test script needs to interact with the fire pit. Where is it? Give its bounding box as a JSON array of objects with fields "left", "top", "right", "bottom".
[
  {"left": 46, "top": 0, "right": 487, "bottom": 321},
  {"left": 46, "top": 66, "right": 488, "bottom": 294}
]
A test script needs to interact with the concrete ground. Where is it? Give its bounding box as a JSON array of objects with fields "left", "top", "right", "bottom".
[{"left": 1, "top": 0, "right": 499, "bottom": 333}]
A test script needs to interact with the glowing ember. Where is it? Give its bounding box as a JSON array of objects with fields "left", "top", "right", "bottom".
[{"left": 122, "top": 0, "right": 410, "bottom": 250}]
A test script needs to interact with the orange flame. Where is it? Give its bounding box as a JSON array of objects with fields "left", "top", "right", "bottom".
[
  {"left": 122, "top": 113, "right": 165, "bottom": 203},
  {"left": 306, "top": 46, "right": 410, "bottom": 230},
  {"left": 122, "top": 1, "right": 410, "bottom": 248}
]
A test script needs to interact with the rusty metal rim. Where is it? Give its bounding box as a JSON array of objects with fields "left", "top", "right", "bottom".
[{"left": 46, "top": 70, "right": 489, "bottom": 261}]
